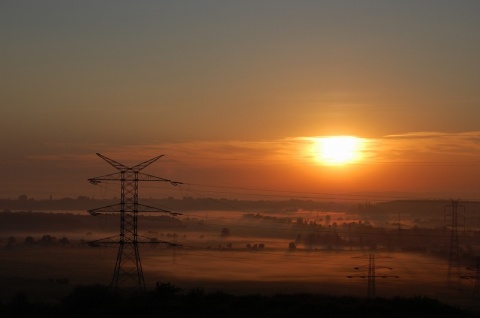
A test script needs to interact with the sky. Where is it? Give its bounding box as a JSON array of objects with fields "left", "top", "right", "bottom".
[{"left": 1, "top": 1, "right": 480, "bottom": 200}]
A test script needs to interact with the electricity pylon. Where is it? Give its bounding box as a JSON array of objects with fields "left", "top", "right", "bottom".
[
  {"left": 347, "top": 254, "right": 399, "bottom": 298},
  {"left": 87, "top": 153, "right": 182, "bottom": 291},
  {"left": 444, "top": 199, "right": 465, "bottom": 288},
  {"left": 461, "top": 256, "right": 480, "bottom": 296}
]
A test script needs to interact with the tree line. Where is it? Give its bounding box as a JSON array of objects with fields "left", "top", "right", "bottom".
[
  {"left": 0, "top": 195, "right": 353, "bottom": 212},
  {"left": 1, "top": 283, "right": 477, "bottom": 318}
]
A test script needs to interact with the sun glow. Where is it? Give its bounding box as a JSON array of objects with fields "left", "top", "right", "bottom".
[{"left": 313, "top": 136, "right": 364, "bottom": 166}]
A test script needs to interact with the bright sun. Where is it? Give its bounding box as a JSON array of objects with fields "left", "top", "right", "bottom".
[{"left": 313, "top": 136, "right": 364, "bottom": 166}]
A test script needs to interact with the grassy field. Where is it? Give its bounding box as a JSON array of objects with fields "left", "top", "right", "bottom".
[
  {"left": 1, "top": 208, "right": 479, "bottom": 313},
  {"left": 0, "top": 243, "right": 478, "bottom": 312}
]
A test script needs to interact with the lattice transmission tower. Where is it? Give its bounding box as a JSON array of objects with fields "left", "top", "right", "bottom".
[
  {"left": 87, "top": 153, "right": 182, "bottom": 291},
  {"left": 444, "top": 199, "right": 465, "bottom": 288},
  {"left": 462, "top": 256, "right": 480, "bottom": 296},
  {"left": 347, "top": 254, "right": 399, "bottom": 298}
]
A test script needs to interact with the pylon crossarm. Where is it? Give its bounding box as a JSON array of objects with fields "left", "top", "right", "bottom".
[
  {"left": 96, "top": 153, "right": 129, "bottom": 171},
  {"left": 89, "top": 239, "right": 181, "bottom": 247},
  {"left": 354, "top": 266, "right": 367, "bottom": 270},
  {"left": 88, "top": 204, "right": 123, "bottom": 215},
  {"left": 347, "top": 275, "right": 367, "bottom": 278},
  {"left": 140, "top": 240, "right": 182, "bottom": 247},
  {"left": 89, "top": 172, "right": 123, "bottom": 184},
  {"left": 137, "top": 172, "right": 183, "bottom": 185},
  {"left": 378, "top": 275, "right": 399, "bottom": 278},
  {"left": 137, "top": 203, "right": 182, "bottom": 216},
  {"left": 347, "top": 275, "right": 398, "bottom": 279},
  {"left": 354, "top": 266, "right": 392, "bottom": 270},
  {"left": 353, "top": 254, "right": 392, "bottom": 259},
  {"left": 130, "top": 155, "right": 164, "bottom": 172},
  {"left": 88, "top": 203, "right": 178, "bottom": 215},
  {"left": 137, "top": 234, "right": 182, "bottom": 246},
  {"left": 88, "top": 235, "right": 119, "bottom": 247}
]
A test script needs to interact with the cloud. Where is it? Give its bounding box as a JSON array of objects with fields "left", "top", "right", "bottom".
[
  {"left": 4, "top": 131, "right": 480, "bottom": 198},
  {"left": 21, "top": 131, "right": 480, "bottom": 168},
  {"left": 377, "top": 131, "right": 480, "bottom": 164}
]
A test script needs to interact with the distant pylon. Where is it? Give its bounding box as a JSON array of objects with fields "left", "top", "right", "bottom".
[
  {"left": 87, "top": 153, "right": 182, "bottom": 291},
  {"left": 367, "top": 254, "right": 375, "bottom": 297},
  {"left": 347, "top": 254, "right": 399, "bottom": 298},
  {"left": 473, "top": 257, "right": 480, "bottom": 295},
  {"left": 461, "top": 256, "right": 480, "bottom": 296},
  {"left": 444, "top": 199, "right": 465, "bottom": 288},
  {"left": 397, "top": 212, "right": 402, "bottom": 250}
]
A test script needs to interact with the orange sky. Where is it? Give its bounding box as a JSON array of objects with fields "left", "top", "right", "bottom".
[
  {"left": 2, "top": 132, "right": 479, "bottom": 201},
  {"left": 1, "top": 2, "right": 480, "bottom": 200}
]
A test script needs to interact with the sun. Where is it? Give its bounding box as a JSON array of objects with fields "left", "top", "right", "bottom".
[{"left": 313, "top": 136, "right": 364, "bottom": 166}]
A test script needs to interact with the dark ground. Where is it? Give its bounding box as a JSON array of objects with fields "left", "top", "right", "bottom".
[{"left": 2, "top": 283, "right": 479, "bottom": 318}]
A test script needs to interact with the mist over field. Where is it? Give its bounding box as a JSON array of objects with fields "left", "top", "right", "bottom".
[{"left": 1, "top": 197, "right": 480, "bottom": 312}]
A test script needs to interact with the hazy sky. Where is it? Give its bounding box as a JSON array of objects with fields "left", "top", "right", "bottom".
[{"left": 2, "top": 1, "right": 480, "bottom": 200}]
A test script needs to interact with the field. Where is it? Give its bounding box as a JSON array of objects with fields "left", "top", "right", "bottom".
[{"left": 1, "top": 207, "right": 479, "bottom": 312}]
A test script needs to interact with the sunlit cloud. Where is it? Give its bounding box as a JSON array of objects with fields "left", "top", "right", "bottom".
[
  {"left": 376, "top": 131, "right": 480, "bottom": 164},
  {"left": 22, "top": 131, "right": 480, "bottom": 168}
]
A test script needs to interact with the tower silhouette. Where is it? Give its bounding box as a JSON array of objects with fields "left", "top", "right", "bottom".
[
  {"left": 445, "top": 199, "right": 465, "bottom": 288},
  {"left": 367, "top": 254, "right": 376, "bottom": 297},
  {"left": 462, "top": 256, "right": 480, "bottom": 295},
  {"left": 347, "top": 254, "right": 399, "bottom": 298},
  {"left": 88, "top": 153, "right": 182, "bottom": 290}
]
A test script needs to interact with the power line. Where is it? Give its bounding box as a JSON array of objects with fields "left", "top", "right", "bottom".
[{"left": 92, "top": 176, "right": 480, "bottom": 203}]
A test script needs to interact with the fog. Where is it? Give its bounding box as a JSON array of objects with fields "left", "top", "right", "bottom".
[{"left": 0, "top": 206, "right": 479, "bottom": 310}]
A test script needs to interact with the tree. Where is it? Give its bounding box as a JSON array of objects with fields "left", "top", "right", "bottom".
[
  {"left": 39, "top": 235, "right": 56, "bottom": 245},
  {"left": 220, "top": 227, "right": 230, "bottom": 237},
  {"left": 59, "top": 237, "right": 70, "bottom": 245},
  {"left": 9, "top": 291, "right": 30, "bottom": 309},
  {"left": 61, "top": 284, "right": 122, "bottom": 310},
  {"left": 24, "top": 236, "right": 35, "bottom": 245},
  {"left": 153, "top": 282, "right": 182, "bottom": 300},
  {"left": 6, "top": 236, "right": 16, "bottom": 248}
]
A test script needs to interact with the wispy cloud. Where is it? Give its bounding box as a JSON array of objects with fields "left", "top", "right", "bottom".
[
  {"left": 6, "top": 131, "right": 480, "bottom": 198},
  {"left": 19, "top": 131, "right": 480, "bottom": 169},
  {"left": 376, "top": 131, "right": 480, "bottom": 164}
]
